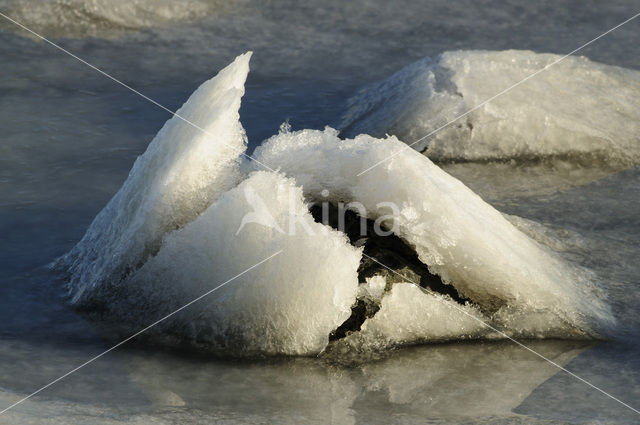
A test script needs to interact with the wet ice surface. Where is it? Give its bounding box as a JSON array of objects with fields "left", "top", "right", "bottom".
[
  {"left": 1, "top": 336, "right": 639, "bottom": 424},
  {"left": 2, "top": 0, "right": 640, "bottom": 423}
]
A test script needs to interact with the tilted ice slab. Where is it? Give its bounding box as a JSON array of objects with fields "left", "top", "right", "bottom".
[
  {"left": 59, "top": 52, "right": 613, "bottom": 355},
  {"left": 340, "top": 50, "right": 640, "bottom": 164},
  {"left": 57, "top": 52, "right": 251, "bottom": 305},
  {"left": 250, "top": 128, "right": 614, "bottom": 345}
]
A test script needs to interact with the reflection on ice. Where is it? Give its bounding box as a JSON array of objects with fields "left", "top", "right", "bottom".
[{"left": 0, "top": 339, "right": 592, "bottom": 424}]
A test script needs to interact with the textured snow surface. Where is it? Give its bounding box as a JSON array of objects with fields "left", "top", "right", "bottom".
[
  {"left": 340, "top": 50, "right": 640, "bottom": 164},
  {"left": 59, "top": 52, "right": 614, "bottom": 355}
]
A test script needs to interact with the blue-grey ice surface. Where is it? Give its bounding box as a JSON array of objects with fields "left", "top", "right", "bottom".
[{"left": 1, "top": 0, "right": 640, "bottom": 423}]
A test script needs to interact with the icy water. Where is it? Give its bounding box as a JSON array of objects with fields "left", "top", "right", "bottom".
[{"left": 1, "top": 0, "right": 640, "bottom": 423}]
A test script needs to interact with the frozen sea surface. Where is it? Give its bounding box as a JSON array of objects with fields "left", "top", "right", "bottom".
[{"left": 1, "top": 0, "right": 640, "bottom": 423}]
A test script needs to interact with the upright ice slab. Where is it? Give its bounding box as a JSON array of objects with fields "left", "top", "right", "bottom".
[{"left": 57, "top": 52, "right": 251, "bottom": 304}]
